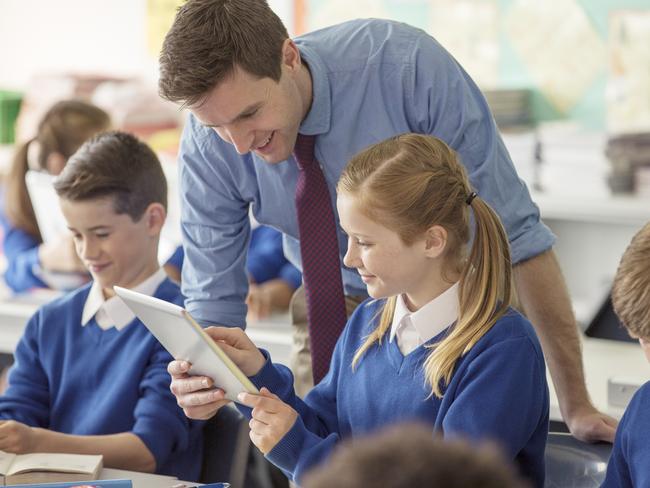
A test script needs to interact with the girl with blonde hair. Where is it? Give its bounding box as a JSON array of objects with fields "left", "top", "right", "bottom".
[{"left": 178, "top": 134, "right": 549, "bottom": 486}]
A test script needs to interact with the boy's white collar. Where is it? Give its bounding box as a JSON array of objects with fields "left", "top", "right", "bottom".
[{"left": 81, "top": 268, "right": 167, "bottom": 330}]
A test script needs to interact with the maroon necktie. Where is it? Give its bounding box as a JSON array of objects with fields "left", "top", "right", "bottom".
[{"left": 294, "top": 134, "right": 348, "bottom": 384}]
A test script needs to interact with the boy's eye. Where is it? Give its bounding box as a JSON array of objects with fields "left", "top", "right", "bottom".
[
  {"left": 241, "top": 108, "right": 259, "bottom": 119},
  {"left": 95, "top": 233, "right": 109, "bottom": 239}
]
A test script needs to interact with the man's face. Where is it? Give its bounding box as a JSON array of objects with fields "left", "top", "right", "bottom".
[{"left": 191, "top": 64, "right": 306, "bottom": 164}]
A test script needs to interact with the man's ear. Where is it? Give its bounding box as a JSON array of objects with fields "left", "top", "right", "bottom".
[
  {"left": 282, "top": 38, "right": 301, "bottom": 71},
  {"left": 423, "top": 225, "right": 447, "bottom": 259},
  {"left": 143, "top": 203, "right": 166, "bottom": 235},
  {"left": 45, "top": 152, "right": 67, "bottom": 175}
]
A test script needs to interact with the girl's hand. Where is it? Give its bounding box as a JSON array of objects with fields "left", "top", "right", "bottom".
[
  {"left": 238, "top": 388, "right": 298, "bottom": 454},
  {"left": 204, "top": 326, "right": 266, "bottom": 376},
  {"left": 0, "top": 420, "right": 38, "bottom": 453},
  {"left": 39, "top": 235, "right": 86, "bottom": 273},
  {"left": 168, "top": 360, "right": 229, "bottom": 420}
]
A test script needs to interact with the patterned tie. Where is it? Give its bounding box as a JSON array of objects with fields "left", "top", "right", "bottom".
[{"left": 294, "top": 134, "right": 348, "bottom": 384}]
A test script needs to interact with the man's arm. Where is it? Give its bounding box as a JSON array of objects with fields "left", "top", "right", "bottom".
[{"left": 514, "top": 249, "right": 618, "bottom": 443}]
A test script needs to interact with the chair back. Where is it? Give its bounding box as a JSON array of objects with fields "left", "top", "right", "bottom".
[{"left": 544, "top": 432, "right": 612, "bottom": 488}]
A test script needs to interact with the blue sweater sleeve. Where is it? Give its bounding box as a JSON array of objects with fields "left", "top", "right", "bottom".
[
  {"left": 602, "top": 409, "right": 632, "bottom": 487},
  {"left": 0, "top": 310, "right": 51, "bottom": 426},
  {"left": 243, "top": 346, "right": 344, "bottom": 482},
  {"left": 130, "top": 340, "right": 198, "bottom": 471},
  {"left": 1, "top": 223, "right": 47, "bottom": 292}
]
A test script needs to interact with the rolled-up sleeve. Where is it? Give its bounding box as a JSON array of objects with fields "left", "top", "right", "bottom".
[{"left": 406, "top": 33, "right": 555, "bottom": 264}]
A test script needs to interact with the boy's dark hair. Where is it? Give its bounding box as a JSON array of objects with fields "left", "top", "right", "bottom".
[
  {"left": 54, "top": 131, "right": 167, "bottom": 221},
  {"left": 302, "top": 423, "right": 529, "bottom": 488},
  {"left": 159, "top": 0, "right": 289, "bottom": 107},
  {"left": 612, "top": 222, "right": 650, "bottom": 339}
]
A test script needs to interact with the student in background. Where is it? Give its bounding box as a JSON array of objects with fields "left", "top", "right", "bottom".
[
  {"left": 169, "top": 134, "right": 549, "bottom": 486},
  {"left": 165, "top": 225, "right": 301, "bottom": 320},
  {"left": 602, "top": 221, "right": 650, "bottom": 487},
  {"left": 302, "top": 423, "right": 529, "bottom": 488},
  {"left": 0, "top": 100, "right": 111, "bottom": 292},
  {"left": 0, "top": 131, "right": 202, "bottom": 480}
]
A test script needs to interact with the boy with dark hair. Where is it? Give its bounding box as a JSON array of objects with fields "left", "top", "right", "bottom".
[
  {"left": 602, "top": 222, "right": 650, "bottom": 487},
  {"left": 301, "top": 423, "right": 529, "bottom": 488},
  {"left": 0, "top": 131, "right": 202, "bottom": 480}
]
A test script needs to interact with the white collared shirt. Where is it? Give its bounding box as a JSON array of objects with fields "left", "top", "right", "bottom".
[
  {"left": 81, "top": 268, "right": 167, "bottom": 331},
  {"left": 389, "top": 282, "right": 460, "bottom": 356}
]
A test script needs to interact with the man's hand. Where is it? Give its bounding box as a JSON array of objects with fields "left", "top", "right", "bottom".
[
  {"left": 168, "top": 326, "right": 266, "bottom": 419},
  {"left": 238, "top": 388, "right": 298, "bottom": 454},
  {"left": 0, "top": 420, "right": 38, "bottom": 453},
  {"left": 566, "top": 406, "right": 618, "bottom": 443}
]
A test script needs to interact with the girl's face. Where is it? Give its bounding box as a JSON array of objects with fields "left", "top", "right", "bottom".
[{"left": 337, "top": 192, "right": 448, "bottom": 310}]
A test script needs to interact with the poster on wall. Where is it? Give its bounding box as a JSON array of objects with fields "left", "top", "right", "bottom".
[
  {"left": 608, "top": 10, "right": 650, "bottom": 134},
  {"left": 505, "top": 0, "right": 606, "bottom": 114}
]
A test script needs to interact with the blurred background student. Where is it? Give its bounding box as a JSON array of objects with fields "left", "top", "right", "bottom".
[
  {"left": 166, "top": 222, "right": 301, "bottom": 321},
  {"left": 0, "top": 100, "right": 110, "bottom": 293},
  {"left": 302, "top": 423, "right": 529, "bottom": 488}
]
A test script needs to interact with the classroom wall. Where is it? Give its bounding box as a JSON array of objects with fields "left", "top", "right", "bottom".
[
  {"left": 0, "top": 0, "right": 293, "bottom": 89},
  {"left": 303, "top": 0, "right": 650, "bottom": 131}
]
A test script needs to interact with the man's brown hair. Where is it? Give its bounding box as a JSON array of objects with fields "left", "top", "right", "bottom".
[
  {"left": 302, "top": 423, "right": 529, "bottom": 488},
  {"left": 612, "top": 222, "right": 650, "bottom": 339},
  {"left": 54, "top": 131, "right": 167, "bottom": 221},
  {"left": 159, "top": 0, "right": 289, "bottom": 107}
]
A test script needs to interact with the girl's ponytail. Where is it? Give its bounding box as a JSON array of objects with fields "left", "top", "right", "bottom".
[{"left": 423, "top": 195, "right": 512, "bottom": 397}]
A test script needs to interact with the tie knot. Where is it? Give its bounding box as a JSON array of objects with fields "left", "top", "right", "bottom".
[{"left": 293, "top": 134, "right": 316, "bottom": 169}]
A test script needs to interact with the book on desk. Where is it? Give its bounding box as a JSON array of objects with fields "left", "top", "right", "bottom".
[
  {"left": 9, "top": 480, "right": 131, "bottom": 488},
  {"left": 0, "top": 451, "right": 102, "bottom": 486}
]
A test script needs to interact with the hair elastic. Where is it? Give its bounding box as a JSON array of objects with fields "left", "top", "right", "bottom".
[{"left": 465, "top": 191, "right": 478, "bottom": 205}]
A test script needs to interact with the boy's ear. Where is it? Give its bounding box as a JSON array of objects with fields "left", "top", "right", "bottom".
[
  {"left": 423, "top": 225, "right": 447, "bottom": 259},
  {"left": 143, "top": 203, "right": 166, "bottom": 236}
]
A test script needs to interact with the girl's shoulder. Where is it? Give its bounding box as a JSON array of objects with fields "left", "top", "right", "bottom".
[{"left": 477, "top": 307, "right": 543, "bottom": 354}]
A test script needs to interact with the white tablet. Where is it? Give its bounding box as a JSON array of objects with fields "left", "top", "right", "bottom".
[{"left": 113, "top": 286, "right": 259, "bottom": 403}]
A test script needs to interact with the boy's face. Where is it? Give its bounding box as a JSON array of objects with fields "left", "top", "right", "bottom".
[
  {"left": 60, "top": 197, "right": 161, "bottom": 296},
  {"left": 191, "top": 41, "right": 310, "bottom": 165}
]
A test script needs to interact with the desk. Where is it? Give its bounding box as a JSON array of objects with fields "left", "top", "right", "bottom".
[
  {"left": 548, "top": 337, "right": 650, "bottom": 422},
  {"left": 101, "top": 468, "right": 199, "bottom": 488}
]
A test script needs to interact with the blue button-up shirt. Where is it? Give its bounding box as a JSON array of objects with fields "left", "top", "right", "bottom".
[{"left": 178, "top": 19, "right": 555, "bottom": 327}]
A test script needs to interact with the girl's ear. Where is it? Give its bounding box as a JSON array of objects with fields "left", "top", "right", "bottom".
[
  {"left": 144, "top": 203, "right": 167, "bottom": 235},
  {"left": 423, "top": 225, "right": 447, "bottom": 259}
]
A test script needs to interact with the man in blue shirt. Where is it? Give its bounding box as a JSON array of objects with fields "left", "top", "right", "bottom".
[{"left": 158, "top": 0, "right": 615, "bottom": 442}]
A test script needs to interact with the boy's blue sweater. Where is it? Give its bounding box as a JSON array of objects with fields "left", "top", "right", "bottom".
[
  {"left": 245, "top": 299, "right": 549, "bottom": 487},
  {"left": 0, "top": 278, "right": 203, "bottom": 481},
  {"left": 602, "top": 381, "right": 650, "bottom": 487}
]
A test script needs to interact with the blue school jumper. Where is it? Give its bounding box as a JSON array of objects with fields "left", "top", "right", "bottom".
[
  {"left": 242, "top": 299, "right": 549, "bottom": 487},
  {"left": 0, "top": 278, "right": 203, "bottom": 481},
  {"left": 602, "top": 381, "right": 650, "bottom": 487}
]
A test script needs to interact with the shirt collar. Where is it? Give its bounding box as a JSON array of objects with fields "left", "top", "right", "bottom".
[
  {"left": 81, "top": 268, "right": 167, "bottom": 330},
  {"left": 295, "top": 43, "right": 331, "bottom": 136},
  {"left": 389, "top": 282, "right": 460, "bottom": 345}
]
